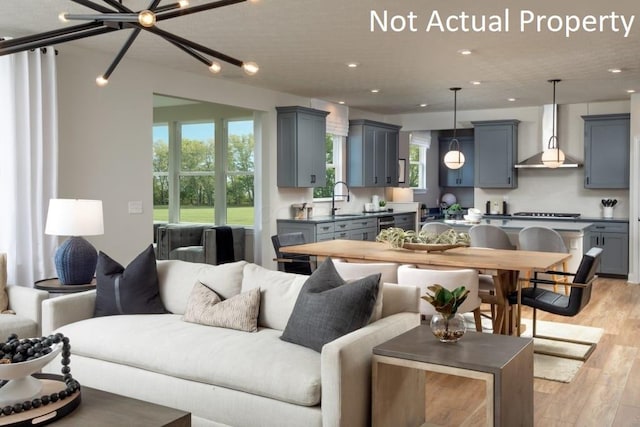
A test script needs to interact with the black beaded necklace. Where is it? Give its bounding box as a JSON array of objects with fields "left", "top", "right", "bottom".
[{"left": 0, "top": 333, "right": 80, "bottom": 417}]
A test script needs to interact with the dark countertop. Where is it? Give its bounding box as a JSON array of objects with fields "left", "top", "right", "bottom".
[{"left": 277, "top": 210, "right": 416, "bottom": 224}]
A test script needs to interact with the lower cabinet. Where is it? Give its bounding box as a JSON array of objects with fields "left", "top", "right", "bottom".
[
  {"left": 277, "top": 217, "right": 381, "bottom": 243},
  {"left": 394, "top": 213, "right": 416, "bottom": 232},
  {"left": 583, "top": 221, "right": 629, "bottom": 276}
]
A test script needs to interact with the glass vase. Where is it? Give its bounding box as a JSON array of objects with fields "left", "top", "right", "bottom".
[{"left": 430, "top": 312, "right": 466, "bottom": 343}]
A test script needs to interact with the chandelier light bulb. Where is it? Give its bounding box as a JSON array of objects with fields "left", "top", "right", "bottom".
[
  {"left": 58, "top": 12, "right": 69, "bottom": 22},
  {"left": 95, "top": 76, "right": 109, "bottom": 87},
  {"left": 208, "top": 61, "right": 222, "bottom": 74},
  {"left": 178, "top": 0, "right": 189, "bottom": 7},
  {"left": 138, "top": 10, "right": 156, "bottom": 27},
  {"left": 242, "top": 61, "right": 259, "bottom": 76}
]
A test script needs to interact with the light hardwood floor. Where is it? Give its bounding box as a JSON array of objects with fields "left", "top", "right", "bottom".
[
  {"left": 529, "top": 276, "right": 640, "bottom": 427},
  {"left": 422, "top": 277, "right": 640, "bottom": 426}
]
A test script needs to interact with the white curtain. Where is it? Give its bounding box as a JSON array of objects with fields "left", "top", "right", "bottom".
[{"left": 0, "top": 47, "right": 58, "bottom": 286}]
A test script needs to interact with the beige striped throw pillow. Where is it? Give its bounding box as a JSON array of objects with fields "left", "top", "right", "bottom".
[{"left": 183, "top": 282, "right": 260, "bottom": 332}]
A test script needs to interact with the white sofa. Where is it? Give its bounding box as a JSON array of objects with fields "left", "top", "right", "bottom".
[{"left": 42, "top": 260, "right": 420, "bottom": 427}]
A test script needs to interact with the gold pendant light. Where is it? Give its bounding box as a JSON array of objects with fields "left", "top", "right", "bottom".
[
  {"left": 541, "top": 79, "right": 566, "bottom": 168},
  {"left": 444, "top": 87, "right": 465, "bottom": 169}
]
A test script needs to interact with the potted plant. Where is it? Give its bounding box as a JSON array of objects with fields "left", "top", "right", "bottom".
[
  {"left": 422, "top": 284, "right": 469, "bottom": 342},
  {"left": 445, "top": 203, "right": 463, "bottom": 220}
]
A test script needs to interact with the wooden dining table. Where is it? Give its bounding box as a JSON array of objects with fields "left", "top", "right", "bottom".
[{"left": 280, "top": 239, "right": 572, "bottom": 335}]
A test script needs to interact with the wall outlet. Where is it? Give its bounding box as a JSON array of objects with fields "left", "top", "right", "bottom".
[{"left": 128, "top": 201, "right": 143, "bottom": 214}]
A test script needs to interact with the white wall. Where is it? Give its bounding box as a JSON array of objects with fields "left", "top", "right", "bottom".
[
  {"left": 629, "top": 94, "right": 640, "bottom": 284},
  {"left": 57, "top": 46, "right": 308, "bottom": 267}
]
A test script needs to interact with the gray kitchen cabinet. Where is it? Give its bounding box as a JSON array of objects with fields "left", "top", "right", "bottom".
[
  {"left": 439, "top": 136, "right": 474, "bottom": 187},
  {"left": 348, "top": 120, "right": 401, "bottom": 187},
  {"left": 583, "top": 221, "right": 629, "bottom": 276},
  {"left": 472, "top": 120, "right": 519, "bottom": 188},
  {"left": 394, "top": 213, "right": 416, "bottom": 231},
  {"left": 276, "top": 106, "right": 329, "bottom": 187},
  {"left": 583, "top": 114, "right": 630, "bottom": 189}
]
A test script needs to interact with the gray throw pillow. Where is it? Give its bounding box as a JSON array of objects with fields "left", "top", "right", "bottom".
[
  {"left": 94, "top": 245, "right": 168, "bottom": 317},
  {"left": 280, "top": 257, "right": 380, "bottom": 352}
]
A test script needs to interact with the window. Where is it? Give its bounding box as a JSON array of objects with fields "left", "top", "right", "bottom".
[
  {"left": 409, "top": 141, "right": 427, "bottom": 190},
  {"left": 226, "top": 120, "right": 255, "bottom": 226},
  {"left": 152, "top": 124, "right": 169, "bottom": 221},
  {"left": 179, "top": 122, "right": 215, "bottom": 222},
  {"left": 313, "top": 134, "right": 342, "bottom": 199},
  {"left": 152, "top": 96, "right": 255, "bottom": 227}
]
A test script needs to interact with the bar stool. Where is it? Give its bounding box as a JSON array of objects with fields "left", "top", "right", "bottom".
[{"left": 519, "top": 226, "right": 570, "bottom": 294}]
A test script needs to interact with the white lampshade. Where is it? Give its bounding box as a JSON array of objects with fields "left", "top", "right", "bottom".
[
  {"left": 444, "top": 150, "right": 465, "bottom": 169},
  {"left": 541, "top": 148, "right": 565, "bottom": 168},
  {"left": 45, "top": 199, "right": 104, "bottom": 237}
]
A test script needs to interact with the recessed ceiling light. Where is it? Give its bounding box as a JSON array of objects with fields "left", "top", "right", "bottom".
[
  {"left": 371, "top": 89, "right": 380, "bottom": 93},
  {"left": 507, "top": 98, "right": 516, "bottom": 102},
  {"left": 418, "top": 104, "right": 428, "bottom": 107},
  {"left": 608, "top": 68, "right": 622, "bottom": 73},
  {"left": 627, "top": 89, "right": 636, "bottom": 94},
  {"left": 338, "top": 101, "right": 345, "bottom": 105},
  {"left": 470, "top": 81, "right": 481, "bottom": 85},
  {"left": 458, "top": 49, "right": 472, "bottom": 55},
  {"left": 346, "top": 62, "right": 359, "bottom": 68}
]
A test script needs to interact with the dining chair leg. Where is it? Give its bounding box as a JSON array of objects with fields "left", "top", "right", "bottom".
[{"left": 473, "top": 308, "right": 483, "bottom": 332}]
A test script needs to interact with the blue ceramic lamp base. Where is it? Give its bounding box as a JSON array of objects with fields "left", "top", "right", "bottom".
[{"left": 54, "top": 236, "right": 98, "bottom": 285}]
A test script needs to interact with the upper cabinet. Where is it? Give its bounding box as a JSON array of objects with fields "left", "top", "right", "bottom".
[
  {"left": 439, "top": 136, "right": 474, "bottom": 187},
  {"left": 348, "top": 120, "right": 401, "bottom": 187},
  {"left": 276, "top": 106, "right": 329, "bottom": 187},
  {"left": 583, "top": 113, "right": 630, "bottom": 189},
  {"left": 472, "top": 120, "right": 519, "bottom": 188}
]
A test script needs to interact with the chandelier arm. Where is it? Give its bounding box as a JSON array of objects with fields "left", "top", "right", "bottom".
[
  {"left": 70, "top": 0, "right": 116, "bottom": 13},
  {"left": 148, "top": 0, "right": 163, "bottom": 10},
  {"left": 0, "top": 22, "right": 102, "bottom": 49},
  {"left": 157, "top": 0, "right": 246, "bottom": 21},
  {"left": 167, "top": 39, "right": 216, "bottom": 68},
  {"left": 155, "top": 2, "right": 188, "bottom": 13},
  {"left": 99, "top": 0, "right": 134, "bottom": 13},
  {"left": 65, "top": 13, "right": 140, "bottom": 22},
  {"left": 0, "top": 26, "right": 115, "bottom": 56},
  {"left": 144, "top": 25, "right": 243, "bottom": 67},
  {"left": 101, "top": 28, "right": 142, "bottom": 81}
]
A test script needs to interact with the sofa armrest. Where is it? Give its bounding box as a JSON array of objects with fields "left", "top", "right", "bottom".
[
  {"left": 320, "top": 312, "right": 421, "bottom": 427},
  {"left": 6, "top": 285, "right": 49, "bottom": 323},
  {"left": 41, "top": 290, "right": 97, "bottom": 336}
]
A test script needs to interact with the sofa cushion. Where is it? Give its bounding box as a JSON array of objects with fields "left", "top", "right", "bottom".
[
  {"left": 56, "top": 315, "right": 321, "bottom": 406},
  {"left": 156, "top": 260, "right": 246, "bottom": 314},
  {"left": 280, "top": 257, "right": 380, "bottom": 352},
  {"left": 241, "top": 264, "right": 307, "bottom": 331},
  {"left": 95, "top": 245, "right": 167, "bottom": 317},
  {"left": 183, "top": 282, "right": 260, "bottom": 332}
]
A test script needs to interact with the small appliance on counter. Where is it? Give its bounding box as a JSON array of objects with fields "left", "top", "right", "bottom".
[
  {"left": 291, "top": 203, "right": 313, "bottom": 220},
  {"left": 485, "top": 199, "right": 508, "bottom": 215}
]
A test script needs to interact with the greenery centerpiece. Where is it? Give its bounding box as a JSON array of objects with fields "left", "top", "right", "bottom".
[
  {"left": 376, "top": 227, "right": 470, "bottom": 250},
  {"left": 445, "top": 203, "right": 463, "bottom": 220},
  {"left": 422, "top": 285, "right": 469, "bottom": 342}
]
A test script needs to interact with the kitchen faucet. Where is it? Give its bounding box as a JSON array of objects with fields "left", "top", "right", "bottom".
[{"left": 331, "top": 181, "right": 350, "bottom": 216}]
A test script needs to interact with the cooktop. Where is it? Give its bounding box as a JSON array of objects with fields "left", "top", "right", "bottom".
[{"left": 512, "top": 212, "right": 581, "bottom": 219}]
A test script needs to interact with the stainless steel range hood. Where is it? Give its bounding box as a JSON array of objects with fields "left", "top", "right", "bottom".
[{"left": 515, "top": 104, "right": 582, "bottom": 169}]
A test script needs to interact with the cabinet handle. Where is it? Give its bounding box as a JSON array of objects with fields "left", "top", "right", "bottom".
[
  {"left": 310, "top": 174, "right": 316, "bottom": 184},
  {"left": 586, "top": 176, "right": 590, "bottom": 185},
  {"left": 508, "top": 176, "right": 511, "bottom": 185},
  {"left": 602, "top": 236, "right": 605, "bottom": 245},
  {"left": 374, "top": 176, "right": 378, "bottom": 184},
  {"left": 363, "top": 232, "right": 368, "bottom": 240},
  {"left": 387, "top": 176, "right": 391, "bottom": 184}
]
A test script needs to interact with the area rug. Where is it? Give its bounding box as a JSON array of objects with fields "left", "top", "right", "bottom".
[
  {"left": 521, "top": 318, "right": 604, "bottom": 383},
  {"left": 463, "top": 315, "right": 604, "bottom": 383}
]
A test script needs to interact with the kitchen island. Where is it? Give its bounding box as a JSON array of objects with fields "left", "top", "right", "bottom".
[{"left": 440, "top": 218, "right": 592, "bottom": 273}]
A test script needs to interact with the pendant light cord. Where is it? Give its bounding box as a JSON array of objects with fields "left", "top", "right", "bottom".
[{"left": 449, "top": 87, "right": 461, "bottom": 154}]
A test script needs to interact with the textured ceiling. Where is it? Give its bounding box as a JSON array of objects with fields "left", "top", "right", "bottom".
[{"left": 1, "top": 0, "right": 639, "bottom": 114}]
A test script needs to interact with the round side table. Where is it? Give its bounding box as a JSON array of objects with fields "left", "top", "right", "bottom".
[{"left": 34, "top": 278, "right": 97, "bottom": 293}]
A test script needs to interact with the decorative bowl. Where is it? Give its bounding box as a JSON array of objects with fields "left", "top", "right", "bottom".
[{"left": 0, "top": 342, "right": 62, "bottom": 405}]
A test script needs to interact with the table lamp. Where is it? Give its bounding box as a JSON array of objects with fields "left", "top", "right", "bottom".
[{"left": 45, "top": 199, "right": 104, "bottom": 285}]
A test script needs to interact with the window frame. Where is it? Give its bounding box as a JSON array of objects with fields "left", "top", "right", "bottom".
[
  {"left": 409, "top": 141, "right": 428, "bottom": 192},
  {"left": 313, "top": 134, "right": 344, "bottom": 201}
]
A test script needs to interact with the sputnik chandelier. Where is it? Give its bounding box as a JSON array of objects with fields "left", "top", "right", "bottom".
[{"left": 0, "top": 0, "right": 259, "bottom": 86}]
